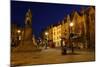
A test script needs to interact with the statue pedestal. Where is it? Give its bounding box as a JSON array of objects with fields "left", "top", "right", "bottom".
[{"left": 12, "top": 39, "right": 41, "bottom": 52}]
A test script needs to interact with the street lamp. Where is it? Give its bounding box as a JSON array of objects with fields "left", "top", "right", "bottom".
[
  {"left": 69, "top": 22, "right": 74, "bottom": 53},
  {"left": 17, "top": 29, "right": 21, "bottom": 40},
  {"left": 45, "top": 32, "right": 48, "bottom": 36},
  {"left": 45, "top": 32, "right": 48, "bottom": 49},
  {"left": 17, "top": 30, "right": 21, "bottom": 34},
  {"left": 70, "top": 22, "right": 74, "bottom": 27}
]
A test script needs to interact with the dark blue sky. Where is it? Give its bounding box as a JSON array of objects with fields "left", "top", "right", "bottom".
[{"left": 11, "top": 1, "right": 90, "bottom": 38}]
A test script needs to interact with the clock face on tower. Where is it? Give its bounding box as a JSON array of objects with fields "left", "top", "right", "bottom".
[{"left": 25, "top": 9, "right": 32, "bottom": 27}]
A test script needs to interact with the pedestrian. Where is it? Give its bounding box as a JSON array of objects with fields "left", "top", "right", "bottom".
[
  {"left": 45, "top": 39, "right": 48, "bottom": 49},
  {"left": 37, "top": 39, "right": 40, "bottom": 48},
  {"left": 61, "top": 38, "right": 67, "bottom": 55}
]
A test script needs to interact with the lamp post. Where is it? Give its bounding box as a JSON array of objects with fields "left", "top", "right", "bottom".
[
  {"left": 69, "top": 22, "right": 74, "bottom": 53},
  {"left": 17, "top": 29, "right": 21, "bottom": 40},
  {"left": 16, "top": 29, "right": 21, "bottom": 46},
  {"left": 45, "top": 32, "right": 48, "bottom": 36},
  {"left": 45, "top": 32, "right": 48, "bottom": 49},
  {"left": 17, "top": 30, "right": 21, "bottom": 34}
]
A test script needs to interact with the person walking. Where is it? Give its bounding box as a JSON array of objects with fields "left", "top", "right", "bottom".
[{"left": 61, "top": 38, "right": 67, "bottom": 55}]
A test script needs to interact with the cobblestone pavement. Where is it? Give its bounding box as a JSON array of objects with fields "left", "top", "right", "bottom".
[{"left": 11, "top": 48, "right": 95, "bottom": 66}]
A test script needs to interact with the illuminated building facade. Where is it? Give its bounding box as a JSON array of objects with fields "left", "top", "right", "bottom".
[
  {"left": 53, "top": 24, "right": 62, "bottom": 47},
  {"left": 43, "top": 7, "right": 95, "bottom": 48}
]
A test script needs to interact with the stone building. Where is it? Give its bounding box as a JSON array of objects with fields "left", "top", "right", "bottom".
[
  {"left": 52, "top": 24, "right": 62, "bottom": 47},
  {"left": 42, "top": 6, "right": 95, "bottom": 49},
  {"left": 11, "top": 24, "right": 23, "bottom": 47},
  {"left": 83, "top": 7, "right": 95, "bottom": 48}
]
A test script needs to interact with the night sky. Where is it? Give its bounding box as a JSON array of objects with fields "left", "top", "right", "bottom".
[{"left": 11, "top": 1, "right": 90, "bottom": 38}]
